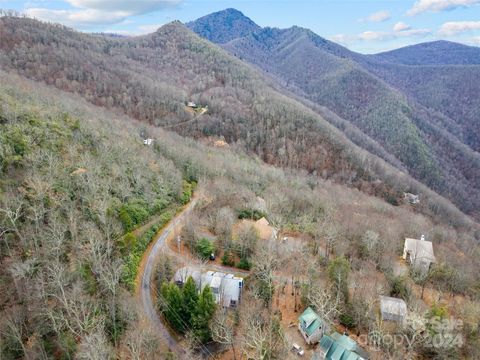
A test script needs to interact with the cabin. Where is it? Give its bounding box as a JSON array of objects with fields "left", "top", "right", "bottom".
[
  {"left": 379, "top": 295, "right": 407, "bottom": 325},
  {"left": 186, "top": 101, "right": 197, "bottom": 108},
  {"left": 312, "top": 332, "right": 369, "bottom": 360},
  {"left": 403, "top": 235, "right": 435, "bottom": 274},
  {"left": 404, "top": 192, "right": 420, "bottom": 204},
  {"left": 298, "top": 307, "right": 328, "bottom": 345}
]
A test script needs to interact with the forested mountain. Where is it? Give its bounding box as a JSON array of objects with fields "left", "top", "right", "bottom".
[
  {"left": 0, "top": 15, "right": 442, "bottom": 218},
  {"left": 186, "top": 8, "right": 260, "bottom": 44},
  {"left": 1, "top": 13, "right": 480, "bottom": 360},
  {"left": 371, "top": 40, "right": 480, "bottom": 65},
  {"left": 188, "top": 9, "right": 480, "bottom": 219}
]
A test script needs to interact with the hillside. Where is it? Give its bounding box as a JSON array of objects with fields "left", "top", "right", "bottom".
[
  {"left": 0, "top": 14, "right": 449, "bottom": 220},
  {"left": 188, "top": 9, "right": 480, "bottom": 218},
  {"left": 1, "top": 70, "right": 479, "bottom": 360}
]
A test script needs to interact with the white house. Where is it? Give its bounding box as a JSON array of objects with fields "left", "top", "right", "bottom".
[
  {"left": 173, "top": 267, "right": 243, "bottom": 308},
  {"left": 201, "top": 271, "right": 244, "bottom": 308},
  {"left": 403, "top": 235, "right": 435, "bottom": 274},
  {"left": 143, "top": 138, "right": 154, "bottom": 146}
]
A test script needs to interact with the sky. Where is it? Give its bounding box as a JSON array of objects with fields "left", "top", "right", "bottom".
[{"left": 2, "top": 0, "right": 480, "bottom": 53}]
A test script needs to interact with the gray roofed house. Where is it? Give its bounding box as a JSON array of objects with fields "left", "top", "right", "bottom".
[
  {"left": 201, "top": 271, "right": 244, "bottom": 308},
  {"left": 173, "top": 267, "right": 243, "bottom": 308},
  {"left": 403, "top": 235, "right": 436, "bottom": 274},
  {"left": 379, "top": 295, "right": 407, "bottom": 324}
]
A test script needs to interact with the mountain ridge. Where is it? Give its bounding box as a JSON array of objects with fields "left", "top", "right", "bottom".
[{"left": 188, "top": 8, "right": 480, "bottom": 218}]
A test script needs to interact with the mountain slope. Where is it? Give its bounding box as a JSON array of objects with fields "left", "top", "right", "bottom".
[
  {"left": 186, "top": 8, "right": 260, "bottom": 44},
  {"left": 370, "top": 40, "right": 480, "bottom": 65},
  {"left": 188, "top": 9, "right": 480, "bottom": 218},
  {"left": 1, "top": 15, "right": 477, "bottom": 223},
  {"left": 0, "top": 16, "right": 368, "bottom": 184}
]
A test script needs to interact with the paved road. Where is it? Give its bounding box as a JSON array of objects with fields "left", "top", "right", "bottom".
[{"left": 138, "top": 198, "right": 198, "bottom": 358}]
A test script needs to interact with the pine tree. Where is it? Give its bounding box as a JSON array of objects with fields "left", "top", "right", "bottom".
[
  {"left": 160, "top": 283, "right": 186, "bottom": 333},
  {"left": 182, "top": 276, "right": 199, "bottom": 328},
  {"left": 192, "top": 285, "right": 216, "bottom": 343}
]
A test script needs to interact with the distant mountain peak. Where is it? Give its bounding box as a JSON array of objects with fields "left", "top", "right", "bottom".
[
  {"left": 372, "top": 40, "right": 480, "bottom": 65},
  {"left": 186, "top": 8, "right": 260, "bottom": 44}
]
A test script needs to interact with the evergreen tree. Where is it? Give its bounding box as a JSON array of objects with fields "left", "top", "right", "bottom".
[
  {"left": 160, "top": 283, "right": 186, "bottom": 333},
  {"left": 182, "top": 276, "right": 199, "bottom": 328},
  {"left": 192, "top": 285, "right": 216, "bottom": 343}
]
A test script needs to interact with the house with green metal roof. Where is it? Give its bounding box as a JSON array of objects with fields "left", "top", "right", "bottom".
[
  {"left": 298, "top": 307, "right": 328, "bottom": 345},
  {"left": 312, "top": 332, "right": 369, "bottom": 360}
]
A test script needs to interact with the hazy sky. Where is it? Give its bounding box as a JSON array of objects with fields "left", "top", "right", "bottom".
[{"left": 3, "top": 0, "right": 480, "bottom": 53}]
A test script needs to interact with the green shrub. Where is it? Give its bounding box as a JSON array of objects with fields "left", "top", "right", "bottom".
[
  {"left": 237, "top": 208, "right": 266, "bottom": 220},
  {"left": 121, "top": 209, "right": 175, "bottom": 290},
  {"left": 119, "top": 198, "right": 150, "bottom": 232},
  {"left": 237, "top": 257, "right": 251, "bottom": 270},
  {"left": 389, "top": 275, "right": 411, "bottom": 301},
  {"left": 180, "top": 180, "right": 195, "bottom": 205},
  {"left": 340, "top": 312, "right": 356, "bottom": 329},
  {"left": 118, "top": 232, "right": 137, "bottom": 254},
  {"left": 195, "top": 238, "right": 215, "bottom": 259},
  {"left": 78, "top": 263, "right": 97, "bottom": 295},
  {"left": 221, "top": 251, "right": 235, "bottom": 267}
]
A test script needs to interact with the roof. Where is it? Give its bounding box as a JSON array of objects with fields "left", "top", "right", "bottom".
[
  {"left": 173, "top": 266, "right": 201, "bottom": 285},
  {"left": 210, "top": 276, "right": 222, "bottom": 289},
  {"left": 299, "top": 307, "right": 323, "bottom": 337},
  {"left": 316, "top": 333, "right": 369, "bottom": 360},
  {"left": 404, "top": 237, "right": 435, "bottom": 262},
  {"left": 379, "top": 296, "right": 407, "bottom": 319},
  {"left": 200, "top": 271, "right": 244, "bottom": 307},
  {"left": 254, "top": 217, "right": 275, "bottom": 240}
]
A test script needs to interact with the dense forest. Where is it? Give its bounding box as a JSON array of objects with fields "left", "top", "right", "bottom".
[
  {"left": 188, "top": 9, "right": 480, "bottom": 219},
  {"left": 0, "top": 15, "right": 476, "bottom": 226},
  {"left": 1, "top": 72, "right": 479, "bottom": 359}
]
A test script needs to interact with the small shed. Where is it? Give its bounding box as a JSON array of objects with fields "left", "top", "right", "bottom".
[
  {"left": 379, "top": 295, "right": 407, "bottom": 324},
  {"left": 187, "top": 101, "right": 197, "bottom": 108},
  {"left": 298, "top": 307, "right": 328, "bottom": 345},
  {"left": 143, "top": 138, "right": 154, "bottom": 146}
]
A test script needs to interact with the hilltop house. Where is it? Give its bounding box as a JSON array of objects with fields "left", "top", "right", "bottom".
[
  {"left": 173, "top": 267, "right": 243, "bottom": 308},
  {"left": 379, "top": 295, "right": 407, "bottom": 325},
  {"left": 312, "top": 332, "right": 369, "bottom": 360},
  {"left": 404, "top": 192, "right": 420, "bottom": 204},
  {"left": 298, "top": 307, "right": 328, "bottom": 345},
  {"left": 403, "top": 235, "right": 435, "bottom": 274}
]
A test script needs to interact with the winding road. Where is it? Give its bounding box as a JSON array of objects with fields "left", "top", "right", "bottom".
[
  {"left": 137, "top": 195, "right": 251, "bottom": 358},
  {"left": 137, "top": 198, "right": 198, "bottom": 358}
]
